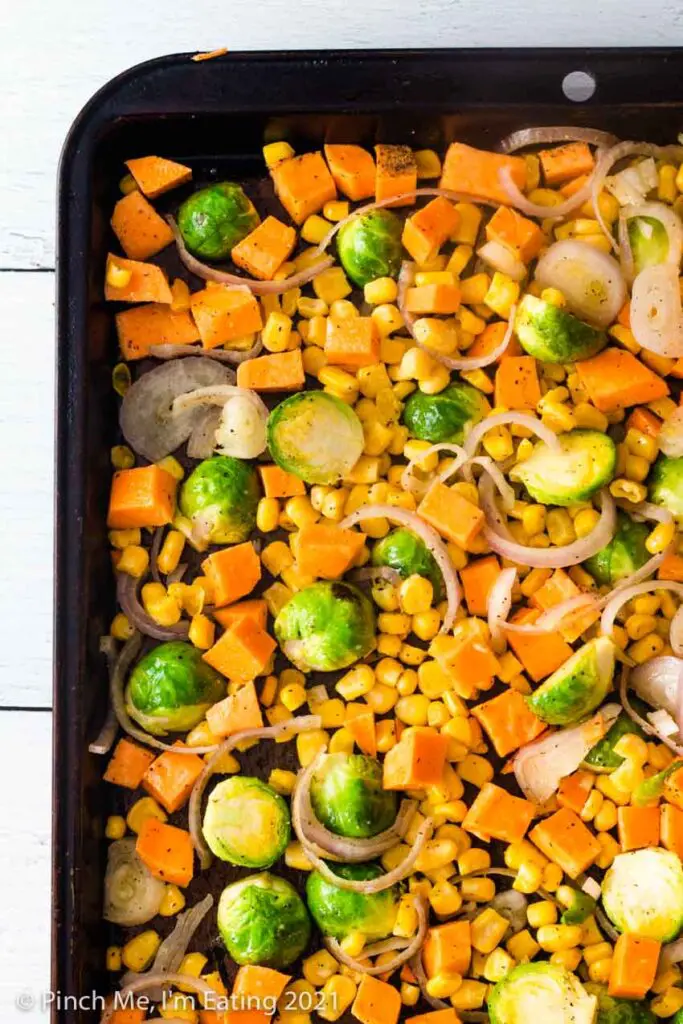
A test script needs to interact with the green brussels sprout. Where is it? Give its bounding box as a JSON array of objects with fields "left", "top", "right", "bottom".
[
  {"left": 402, "top": 382, "right": 490, "bottom": 445},
  {"left": 274, "top": 582, "right": 375, "bottom": 673},
  {"left": 560, "top": 889, "right": 596, "bottom": 925},
  {"left": 305, "top": 862, "right": 399, "bottom": 940},
  {"left": 628, "top": 216, "right": 670, "bottom": 275},
  {"left": 488, "top": 962, "right": 597, "bottom": 1024},
  {"left": 177, "top": 182, "right": 260, "bottom": 260},
  {"left": 310, "top": 753, "right": 397, "bottom": 838},
  {"left": 217, "top": 872, "right": 311, "bottom": 968},
  {"left": 126, "top": 641, "right": 226, "bottom": 735},
  {"left": 526, "top": 636, "right": 615, "bottom": 726},
  {"left": 336, "top": 209, "right": 403, "bottom": 287},
  {"left": 267, "top": 392, "right": 364, "bottom": 486},
  {"left": 633, "top": 758, "right": 683, "bottom": 806},
  {"left": 602, "top": 848, "right": 683, "bottom": 942},
  {"left": 587, "top": 985, "right": 655, "bottom": 1024},
  {"left": 371, "top": 528, "right": 445, "bottom": 601},
  {"left": 510, "top": 429, "right": 616, "bottom": 506},
  {"left": 649, "top": 454, "right": 683, "bottom": 518},
  {"left": 203, "top": 777, "right": 290, "bottom": 867},
  {"left": 179, "top": 455, "right": 260, "bottom": 546},
  {"left": 583, "top": 511, "right": 651, "bottom": 587},
  {"left": 515, "top": 295, "right": 606, "bottom": 364},
  {"left": 582, "top": 704, "right": 648, "bottom": 773}
]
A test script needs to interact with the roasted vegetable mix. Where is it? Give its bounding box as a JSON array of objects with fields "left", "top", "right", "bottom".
[{"left": 98, "top": 132, "right": 683, "bottom": 1024}]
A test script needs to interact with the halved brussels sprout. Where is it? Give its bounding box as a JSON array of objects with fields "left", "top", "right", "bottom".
[
  {"left": 203, "top": 777, "right": 290, "bottom": 868},
  {"left": 402, "top": 382, "right": 489, "bottom": 444},
  {"left": 510, "top": 429, "right": 616, "bottom": 506},
  {"left": 267, "top": 392, "right": 364, "bottom": 486},
  {"left": 179, "top": 455, "right": 260, "bottom": 546},
  {"left": 126, "top": 640, "right": 226, "bottom": 735},
  {"left": 305, "top": 862, "right": 399, "bottom": 940},
  {"left": 371, "top": 528, "right": 445, "bottom": 601},
  {"left": 337, "top": 209, "right": 403, "bottom": 287},
  {"left": 310, "top": 753, "right": 397, "bottom": 838},
  {"left": 602, "top": 848, "right": 683, "bottom": 942},
  {"left": 217, "top": 873, "right": 311, "bottom": 968},
  {"left": 587, "top": 985, "right": 655, "bottom": 1024},
  {"left": 583, "top": 510, "right": 651, "bottom": 587},
  {"left": 582, "top": 704, "right": 647, "bottom": 773},
  {"left": 488, "top": 962, "right": 597, "bottom": 1024},
  {"left": 274, "top": 581, "right": 376, "bottom": 673},
  {"left": 526, "top": 637, "right": 615, "bottom": 726},
  {"left": 628, "top": 216, "right": 670, "bottom": 275},
  {"left": 177, "top": 182, "right": 260, "bottom": 260},
  {"left": 515, "top": 295, "right": 606, "bottom": 364},
  {"left": 560, "top": 889, "right": 596, "bottom": 926},
  {"left": 649, "top": 454, "right": 683, "bottom": 518}
]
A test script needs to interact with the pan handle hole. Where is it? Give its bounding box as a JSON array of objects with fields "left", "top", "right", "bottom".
[{"left": 562, "top": 70, "right": 596, "bottom": 102}]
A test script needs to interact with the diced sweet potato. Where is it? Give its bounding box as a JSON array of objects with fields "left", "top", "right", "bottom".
[
  {"left": 231, "top": 216, "right": 297, "bottom": 281},
  {"left": 529, "top": 807, "right": 601, "bottom": 878},
  {"left": 539, "top": 142, "right": 595, "bottom": 186},
  {"left": 440, "top": 143, "right": 526, "bottom": 206},
  {"left": 125, "top": 156, "right": 192, "bottom": 197},
  {"left": 104, "top": 738, "right": 156, "bottom": 789},
  {"left": 575, "top": 348, "right": 669, "bottom": 413},
  {"left": 271, "top": 152, "right": 337, "bottom": 224},
  {"left": 406, "top": 1011, "right": 461, "bottom": 1024},
  {"left": 324, "top": 145, "right": 376, "bottom": 201},
  {"left": 203, "top": 619, "right": 276, "bottom": 685},
  {"left": 505, "top": 609, "right": 574, "bottom": 682},
  {"left": 136, "top": 817, "right": 194, "bottom": 887},
  {"left": 325, "top": 317, "right": 380, "bottom": 368},
  {"left": 352, "top": 974, "right": 401, "bottom": 1024},
  {"left": 204, "top": 679, "right": 265, "bottom": 737},
  {"left": 374, "top": 145, "right": 417, "bottom": 207},
  {"left": 557, "top": 770, "right": 594, "bottom": 816},
  {"left": 107, "top": 465, "right": 177, "bottom": 529},
  {"left": 530, "top": 568, "right": 599, "bottom": 643},
  {"left": 295, "top": 523, "right": 366, "bottom": 579},
  {"left": 383, "top": 727, "right": 449, "bottom": 790},
  {"left": 430, "top": 622, "right": 500, "bottom": 700},
  {"left": 463, "top": 783, "right": 535, "bottom": 844},
  {"left": 402, "top": 197, "right": 460, "bottom": 264},
  {"left": 617, "top": 805, "right": 660, "bottom": 852},
  {"left": 258, "top": 465, "right": 306, "bottom": 499},
  {"left": 190, "top": 286, "right": 263, "bottom": 350},
  {"left": 661, "top": 804, "right": 683, "bottom": 859},
  {"left": 608, "top": 934, "right": 660, "bottom": 1000},
  {"left": 111, "top": 190, "right": 174, "bottom": 260},
  {"left": 422, "top": 921, "right": 471, "bottom": 979},
  {"left": 472, "top": 689, "right": 546, "bottom": 758},
  {"left": 466, "top": 320, "right": 522, "bottom": 362},
  {"left": 657, "top": 552, "right": 683, "bottom": 582},
  {"left": 202, "top": 542, "right": 262, "bottom": 608},
  {"left": 345, "top": 705, "right": 377, "bottom": 757},
  {"left": 142, "top": 747, "right": 205, "bottom": 813},
  {"left": 116, "top": 303, "right": 200, "bottom": 360},
  {"left": 236, "top": 350, "right": 305, "bottom": 391},
  {"left": 495, "top": 356, "right": 542, "bottom": 410},
  {"left": 105, "top": 254, "right": 172, "bottom": 304},
  {"left": 485, "top": 206, "right": 544, "bottom": 263},
  {"left": 626, "top": 406, "right": 662, "bottom": 437},
  {"left": 213, "top": 599, "right": 268, "bottom": 631},
  {"left": 404, "top": 283, "right": 461, "bottom": 315},
  {"left": 460, "top": 555, "right": 501, "bottom": 617},
  {"left": 417, "top": 482, "right": 484, "bottom": 548}
]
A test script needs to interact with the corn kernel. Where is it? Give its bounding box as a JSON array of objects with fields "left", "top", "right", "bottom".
[
  {"left": 126, "top": 796, "right": 167, "bottom": 835},
  {"left": 651, "top": 988, "right": 683, "bottom": 1017},
  {"left": 106, "top": 945, "right": 122, "bottom": 971},
  {"left": 105, "top": 815, "right": 126, "bottom": 840},
  {"left": 395, "top": 694, "right": 430, "bottom": 726},
  {"left": 483, "top": 948, "right": 515, "bottom": 983},
  {"left": 318, "top": 975, "right": 357, "bottom": 1022},
  {"left": 159, "top": 884, "right": 185, "bottom": 917},
  {"left": 461, "top": 877, "right": 496, "bottom": 903},
  {"left": 458, "top": 754, "right": 494, "bottom": 788},
  {"left": 527, "top": 900, "right": 558, "bottom": 929},
  {"left": 506, "top": 929, "right": 540, "bottom": 964},
  {"left": 117, "top": 544, "right": 149, "bottom": 578},
  {"left": 647, "top": 520, "right": 676, "bottom": 555},
  {"left": 122, "top": 930, "right": 161, "bottom": 972},
  {"left": 471, "top": 908, "right": 510, "bottom": 953},
  {"left": 426, "top": 974, "right": 463, "bottom": 1000}
]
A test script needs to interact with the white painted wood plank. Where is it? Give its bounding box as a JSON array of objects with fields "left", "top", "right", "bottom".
[
  {"left": 0, "top": 710, "right": 51, "bottom": 1022},
  {"left": 0, "top": 274, "right": 54, "bottom": 707},
  {"left": 4, "top": 0, "right": 683, "bottom": 269}
]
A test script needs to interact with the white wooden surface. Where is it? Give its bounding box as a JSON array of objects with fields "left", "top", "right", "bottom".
[{"left": 4, "top": 2, "right": 683, "bottom": 1019}]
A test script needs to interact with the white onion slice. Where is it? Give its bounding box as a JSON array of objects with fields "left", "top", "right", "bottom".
[
  {"left": 464, "top": 410, "right": 561, "bottom": 459},
  {"left": 582, "top": 876, "right": 602, "bottom": 901},
  {"left": 172, "top": 384, "right": 269, "bottom": 460},
  {"left": 465, "top": 455, "right": 516, "bottom": 511},
  {"left": 323, "top": 896, "right": 428, "bottom": 976},
  {"left": 90, "top": 637, "right": 120, "bottom": 755},
  {"left": 477, "top": 240, "right": 526, "bottom": 281},
  {"left": 534, "top": 239, "right": 626, "bottom": 328},
  {"left": 120, "top": 358, "right": 234, "bottom": 461},
  {"left": 498, "top": 126, "right": 618, "bottom": 154},
  {"left": 659, "top": 408, "right": 683, "bottom": 458},
  {"left": 601, "top": 580, "right": 683, "bottom": 636},
  {"left": 150, "top": 337, "right": 263, "bottom": 364},
  {"left": 503, "top": 593, "right": 601, "bottom": 636},
  {"left": 631, "top": 656, "right": 683, "bottom": 719},
  {"left": 186, "top": 407, "right": 221, "bottom": 459},
  {"left": 149, "top": 894, "right": 214, "bottom": 976},
  {"left": 490, "top": 890, "right": 529, "bottom": 935},
  {"left": 488, "top": 567, "right": 517, "bottom": 653},
  {"left": 648, "top": 708, "right": 680, "bottom": 738},
  {"left": 103, "top": 839, "right": 165, "bottom": 926},
  {"left": 513, "top": 705, "right": 621, "bottom": 805},
  {"left": 619, "top": 665, "right": 683, "bottom": 755},
  {"left": 630, "top": 263, "right": 683, "bottom": 357},
  {"left": 340, "top": 504, "right": 461, "bottom": 632}
]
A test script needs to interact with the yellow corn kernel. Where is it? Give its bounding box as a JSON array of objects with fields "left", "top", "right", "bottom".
[
  {"left": 263, "top": 141, "right": 295, "bottom": 167},
  {"left": 261, "top": 310, "right": 293, "bottom": 353},
  {"left": 412, "top": 609, "right": 442, "bottom": 642},
  {"left": 298, "top": 214, "right": 329, "bottom": 246},
  {"left": 397, "top": 575, "right": 433, "bottom": 616},
  {"left": 451, "top": 202, "right": 482, "bottom": 245},
  {"left": 459, "top": 367, "right": 494, "bottom": 396},
  {"left": 313, "top": 266, "right": 352, "bottom": 305},
  {"left": 158, "top": 884, "right": 186, "bottom": 917},
  {"left": 336, "top": 664, "right": 375, "bottom": 700},
  {"left": 377, "top": 612, "right": 412, "bottom": 637},
  {"left": 624, "top": 453, "right": 650, "bottom": 483},
  {"left": 368, "top": 302, "right": 403, "bottom": 339},
  {"left": 302, "top": 346, "right": 328, "bottom": 375},
  {"left": 625, "top": 612, "right": 658, "bottom": 641},
  {"left": 484, "top": 271, "right": 520, "bottom": 319},
  {"left": 109, "top": 528, "right": 141, "bottom": 550},
  {"left": 610, "top": 477, "right": 648, "bottom": 503},
  {"left": 506, "top": 929, "right": 540, "bottom": 964},
  {"left": 296, "top": 729, "right": 329, "bottom": 767},
  {"left": 321, "top": 199, "right": 349, "bottom": 222},
  {"left": 521, "top": 504, "right": 546, "bottom": 537},
  {"left": 455, "top": 848, "right": 488, "bottom": 876},
  {"left": 536, "top": 924, "right": 583, "bottom": 953},
  {"left": 110, "top": 612, "right": 133, "bottom": 641},
  {"left": 613, "top": 734, "right": 649, "bottom": 764},
  {"left": 267, "top": 768, "right": 297, "bottom": 797},
  {"left": 262, "top": 582, "right": 293, "bottom": 618},
  {"left": 397, "top": 346, "right": 438, "bottom": 383},
  {"left": 187, "top": 613, "right": 213, "bottom": 651},
  {"left": 412, "top": 316, "right": 460, "bottom": 357},
  {"left": 105, "top": 815, "right": 126, "bottom": 840},
  {"left": 360, "top": 277, "right": 398, "bottom": 307},
  {"left": 447, "top": 244, "right": 474, "bottom": 278},
  {"left": 282, "top": 841, "right": 313, "bottom": 872},
  {"left": 395, "top": 694, "right": 430, "bottom": 727},
  {"left": 426, "top": 974, "right": 463, "bottom": 1000},
  {"left": 339, "top": 930, "right": 366, "bottom": 958},
  {"left": 111, "top": 440, "right": 136, "bottom": 469},
  {"left": 155, "top": 530, "right": 184, "bottom": 576},
  {"left": 647, "top": 520, "right": 676, "bottom": 555},
  {"left": 593, "top": 799, "right": 618, "bottom": 833},
  {"left": 278, "top": 680, "right": 307, "bottom": 713},
  {"left": 513, "top": 861, "right": 543, "bottom": 895},
  {"left": 586, "top": 958, "right": 613, "bottom": 984},
  {"left": 413, "top": 149, "right": 442, "bottom": 179},
  {"left": 595, "top": 774, "right": 631, "bottom": 806},
  {"left": 505, "top": 840, "right": 548, "bottom": 871},
  {"left": 482, "top": 428, "right": 514, "bottom": 463},
  {"left": 483, "top": 947, "right": 515, "bottom": 984},
  {"left": 595, "top": 832, "right": 621, "bottom": 870},
  {"left": 122, "top": 930, "right": 161, "bottom": 972},
  {"left": 527, "top": 900, "right": 558, "bottom": 929},
  {"left": 628, "top": 632, "right": 665, "bottom": 664},
  {"left": 256, "top": 496, "right": 281, "bottom": 533},
  {"left": 449, "top": 980, "right": 486, "bottom": 1012},
  {"left": 262, "top": 540, "right": 295, "bottom": 577},
  {"left": 318, "top": 366, "right": 358, "bottom": 402},
  {"left": 141, "top": 582, "right": 182, "bottom": 627},
  {"left": 461, "top": 877, "right": 496, "bottom": 903},
  {"left": 458, "top": 754, "right": 494, "bottom": 788},
  {"left": 580, "top": 788, "right": 604, "bottom": 823},
  {"left": 317, "top": 974, "right": 357, "bottom": 1022},
  {"left": 546, "top": 508, "right": 577, "bottom": 546},
  {"left": 106, "top": 945, "right": 122, "bottom": 971},
  {"left": 126, "top": 797, "right": 167, "bottom": 835},
  {"left": 302, "top": 949, "right": 339, "bottom": 987},
  {"left": 652, "top": 988, "right": 683, "bottom": 1018},
  {"left": 471, "top": 908, "right": 510, "bottom": 954},
  {"left": 117, "top": 544, "right": 149, "bottom": 578}
]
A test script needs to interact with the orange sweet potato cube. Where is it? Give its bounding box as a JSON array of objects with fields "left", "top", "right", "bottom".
[
  {"left": 295, "top": 523, "right": 366, "bottom": 579},
  {"left": 236, "top": 350, "right": 305, "bottom": 391},
  {"left": 417, "top": 482, "right": 484, "bottom": 548},
  {"left": 466, "top": 320, "right": 522, "bottom": 362},
  {"left": 271, "top": 152, "right": 337, "bottom": 224},
  {"left": 617, "top": 805, "right": 661, "bottom": 852},
  {"left": 430, "top": 623, "right": 500, "bottom": 699},
  {"left": 125, "top": 156, "right": 192, "bottom": 197},
  {"left": 108, "top": 465, "right": 177, "bottom": 529},
  {"left": 661, "top": 804, "right": 683, "bottom": 859},
  {"left": 203, "top": 619, "right": 276, "bottom": 686},
  {"left": 111, "top": 190, "right": 174, "bottom": 260},
  {"left": 440, "top": 143, "right": 526, "bottom": 206},
  {"left": 213, "top": 599, "right": 268, "bottom": 631},
  {"left": 231, "top": 216, "right": 297, "bottom": 281},
  {"left": 608, "top": 934, "right": 661, "bottom": 1000},
  {"left": 557, "top": 770, "right": 594, "bottom": 816},
  {"left": 406, "top": 1012, "right": 461, "bottom": 1024},
  {"left": 375, "top": 145, "right": 417, "bottom": 207},
  {"left": 324, "top": 145, "right": 376, "bottom": 201},
  {"left": 529, "top": 807, "right": 601, "bottom": 878},
  {"left": 142, "top": 748, "right": 205, "bottom": 813},
  {"left": 135, "top": 817, "right": 194, "bottom": 887},
  {"left": 204, "top": 679, "right": 265, "bottom": 737},
  {"left": 505, "top": 609, "right": 574, "bottom": 682},
  {"left": 404, "top": 283, "right": 461, "bottom": 315},
  {"left": 383, "top": 727, "right": 449, "bottom": 790},
  {"left": 116, "top": 303, "right": 200, "bottom": 360},
  {"left": 658, "top": 552, "right": 683, "bottom": 583},
  {"left": 463, "top": 783, "right": 535, "bottom": 844},
  {"left": 530, "top": 568, "right": 599, "bottom": 643},
  {"left": 485, "top": 205, "right": 544, "bottom": 263},
  {"left": 202, "top": 542, "right": 262, "bottom": 608},
  {"left": 190, "top": 285, "right": 263, "bottom": 350},
  {"left": 460, "top": 555, "right": 501, "bottom": 617},
  {"left": 575, "top": 348, "right": 669, "bottom": 413},
  {"left": 345, "top": 705, "right": 377, "bottom": 757},
  {"left": 495, "top": 355, "right": 542, "bottom": 410},
  {"left": 104, "top": 738, "right": 156, "bottom": 789},
  {"left": 472, "top": 689, "right": 546, "bottom": 758},
  {"left": 325, "top": 317, "right": 380, "bottom": 368},
  {"left": 105, "top": 253, "right": 173, "bottom": 304},
  {"left": 401, "top": 197, "right": 460, "bottom": 265},
  {"left": 258, "top": 465, "right": 306, "bottom": 499},
  {"left": 539, "top": 142, "right": 595, "bottom": 186},
  {"left": 422, "top": 921, "right": 471, "bottom": 979},
  {"left": 352, "top": 974, "right": 401, "bottom": 1024}
]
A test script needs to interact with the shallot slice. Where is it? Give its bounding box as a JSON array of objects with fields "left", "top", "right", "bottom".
[
  {"left": 498, "top": 126, "right": 618, "bottom": 153},
  {"left": 488, "top": 567, "right": 517, "bottom": 653},
  {"left": 323, "top": 896, "right": 428, "bottom": 976}
]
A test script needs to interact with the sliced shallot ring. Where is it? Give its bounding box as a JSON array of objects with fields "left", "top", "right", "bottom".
[
  {"left": 167, "top": 214, "right": 334, "bottom": 293},
  {"left": 503, "top": 594, "right": 602, "bottom": 635},
  {"left": 488, "top": 567, "right": 517, "bottom": 653},
  {"left": 90, "top": 637, "right": 120, "bottom": 755},
  {"left": 323, "top": 896, "right": 428, "bottom": 976},
  {"left": 465, "top": 455, "right": 516, "bottom": 511},
  {"left": 619, "top": 665, "right": 683, "bottom": 755},
  {"left": 150, "top": 337, "right": 263, "bottom": 364},
  {"left": 188, "top": 715, "right": 323, "bottom": 868},
  {"left": 499, "top": 163, "right": 598, "bottom": 220},
  {"left": 498, "top": 126, "right": 618, "bottom": 153},
  {"left": 601, "top": 579, "right": 683, "bottom": 637},
  {"left": 409, "top": 954, "right": 449, "bottom": 1010},
  {"left": 400, "top": 442, "right": 469, "bottom": 494},
  {"left": 117, "top": 573, "right": 189, "bottom": 642},
  {"left": 630, "top": 263, "right": 683, "bottom": 357},
  {"left": 171, "top": 384, "right": 268, "bottom": 418},
  {"left": 340, "top": 504, "right": 461, "bottom": 632},
  {"left": 100, "top": 973, "right": 219, "bottom": 1024},
  {"left": 595, "top": 905, "right": 620, "bottom": 943},
  {"left": 463, "top": 410, "right": 561, "bottom": 459}
]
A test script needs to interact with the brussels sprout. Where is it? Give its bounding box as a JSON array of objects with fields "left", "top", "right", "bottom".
[
  {"left": 510, "top": 429, "right": 616, "bottom": 506},
  {"left": 402, "top": 382, "right": 490, "bottom": 445},
  {"left": 274, "top": 582, "right": 375, "bottom": 673},
  {"left": 305, "top": 862, "right": 399, "bottom": 940},
  {"left": 560, "top": 889, "right": 596, "bottom": 925},
  {"left": 336, "top": 209, "right": 403, "bottom": 287},
  {"left": 582, "top": 704, "right": 647, "bottom": 773},
  {"left": 583, "top": 511, "right": 651, "bottom": 587},
  {"left": 126, "top": 641, "right": 226, "bottom": 734},
  {"left": 628, "top": 216, "right": 670, "bottom": 275},
  {"left": 203, "top": 777, "right": 290, "bottom": 868},
  {"left": 649, "top": 454, "right": 683, "bottom": 518},
  {"left": 217, "top": 872, "right": 311, "bottom": 968},
  {"left": 310, "top": 753, "right": 397, "bottom": 838},
  {"left": 602, "top": 848, "right": 683, "bottom": 941},
  {"left": 177, "top": 182, "right": 260, "bottom": 260},
  {"left": 267, "top": 392, "right": 364, "bottom": 486},
  {"left": 587, "top": 985, "right": 655, "bottom": 1024},
  {"left": 179, "top": 455, "right": 260, "bottom": 545},
  {"left": 515, "top": 295, "right": 606, "bottom": 364},
  {"left": 526, "top": 636, "right": 615, "bottom": 726},
  {"left": 488, "top": 962, "right": 597, "bottom": 1024},
  {"left": 372, "top": 528, "right": 444, "bottom": 601}
]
